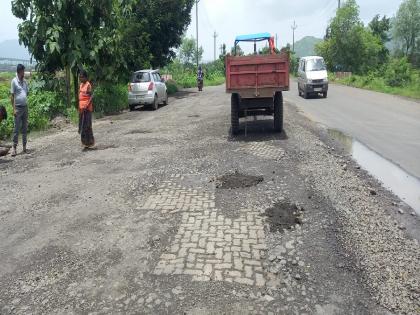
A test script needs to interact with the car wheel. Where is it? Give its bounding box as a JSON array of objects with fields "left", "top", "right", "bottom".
[
  {"left": 303, "top": 88, "right": 308, "bottom": 99},
  {"left": 152, "top": 95, "right": 159, "bottom": 110},
  {"left": 163, "top": 92, "right": 168, "bottom": 105},
  {"left": 323, "top": 91, "right": 328, "bottom": 98},
  {"left": 129, "top": 104, "right": 135, "bottom": 111}
]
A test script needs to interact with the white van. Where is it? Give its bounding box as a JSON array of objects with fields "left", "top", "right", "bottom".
[{"left": 297, "top": 56, "right": 329, "bottom": 99}]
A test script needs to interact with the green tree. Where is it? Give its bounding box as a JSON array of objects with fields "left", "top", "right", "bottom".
[
  {"left": 393, "top": 0, "right": 420, "bottom": 61},
  {"left": 121, "top": 0, "right": 195, "bottom": 69},
  {"left": 179, "top": 37, "right": 203, "bottom": 66},
  {"left": 315, "top": 0, "right": 383, "bottom": 73},
  {"left": 369, "top": 15, "right": 391, "bottom": 43},
  {"left": 231, "top": 45, "right": 244, "bottom": 56},
  {"left": 12, "top": 0, "right": 116, "bottom": 107},
  {"left": 12, "top": 0, "right": 195, "bottom": 107}
]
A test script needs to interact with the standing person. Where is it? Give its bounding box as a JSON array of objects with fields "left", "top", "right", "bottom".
[
  {"left": 197, "top": 65, "right": 204, "bottom": 91},
  {"left": 10, "top": 64, "right": 29, "bottom": 157},
  {"left": 78, "top": 70, "right": 95, "bottom": 148}
]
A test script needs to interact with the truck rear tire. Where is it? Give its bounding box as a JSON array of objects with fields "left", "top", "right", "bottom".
[
  {"left": 274, "top": 92, "right": 283, "bottom": 132},
  {"left": 231, "top": 93, "right": 240, "bottom": 135}
]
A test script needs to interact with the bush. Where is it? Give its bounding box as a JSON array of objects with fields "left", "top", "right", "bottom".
[
  {"left": 385, "top": 58, "right": 412, "bottom": 87},
  {"left": 0, "top": 99, "right": 13, "bottom": 140},
  {"left": 28, "top": 91, "right": 66, "bottom": 120},
  {"left": 93, "top": 83, "right": 128, "bottom": 115},
  {"left": 165, "top": 79, "right": 178, "bottom": 95}
]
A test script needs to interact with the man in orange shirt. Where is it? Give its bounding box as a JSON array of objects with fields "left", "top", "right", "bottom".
[{"left": 78, "top": 70, "right": 95, "bottom": 148}]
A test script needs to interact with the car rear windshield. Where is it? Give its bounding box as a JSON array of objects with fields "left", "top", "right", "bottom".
[
  {"left": 132, "top": 72, "right": 150, "bottom": 83},
  {"left": 307, "top": 59, "right": 326, "bottom": 71}
]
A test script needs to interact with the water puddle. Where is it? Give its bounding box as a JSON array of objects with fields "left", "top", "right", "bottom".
[{"left": 328, "top": 129, "right": 420, "bottom": 214}]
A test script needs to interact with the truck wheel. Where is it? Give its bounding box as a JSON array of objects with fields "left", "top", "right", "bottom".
[
  {"left": 231, "top": 93, "right": 240, "bottom": 135},
  {"left": 129, "top": 104, "right": 135, "bottom": 111},
  {"left": 323, "top": 91, "right": 328, "bottom": 98},
  {"left": 274, "top": 92, "right": 283, "bottom": 132},
  {"left": 303, "top": 89, "right": 308, "bottom": 99}
]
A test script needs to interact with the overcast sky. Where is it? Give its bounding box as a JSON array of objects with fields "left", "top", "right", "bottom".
[
  {"left": 0, "top": 0, "right": 403, "bottom": 61},
  {"left": 186, "top": 0, "right": 403, "bottom": 61}
]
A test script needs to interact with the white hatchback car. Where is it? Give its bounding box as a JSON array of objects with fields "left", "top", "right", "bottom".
[{"left": 128, "top": 70, "right": 168, "bottom": 111}]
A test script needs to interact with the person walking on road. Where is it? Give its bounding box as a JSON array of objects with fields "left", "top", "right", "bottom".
[
  {"left": 10, "top": 64, "right": 29, "bottom": 157},
  {"left": 78, "top": 70, "right": 95, "bottom": 149},
  {"left": 197, "top": 65, "right": 204, "bottom": 91}
]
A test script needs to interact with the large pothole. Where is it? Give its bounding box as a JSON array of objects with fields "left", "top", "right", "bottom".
[
  {"left": 264, "top": 201, "right": 303, "bottom": 232},
  {"left": 214, "top": 171, "right": 264, "bottom": 189}
]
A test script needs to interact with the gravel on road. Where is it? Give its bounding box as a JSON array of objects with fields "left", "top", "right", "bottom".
[{"left": 0, "top": 85, "right": 418, "bottom": 314}]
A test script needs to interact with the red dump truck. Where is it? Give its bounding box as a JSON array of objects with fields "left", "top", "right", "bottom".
[{"left": 226, "top": 33, "right": 290, "bottom": 134}]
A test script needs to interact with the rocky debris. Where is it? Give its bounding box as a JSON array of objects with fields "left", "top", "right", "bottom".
[{"left": 297, "top": 123, "right": 420, "bottom": 314}]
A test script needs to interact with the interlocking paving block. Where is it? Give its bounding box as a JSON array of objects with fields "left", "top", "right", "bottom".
[
  {"left": 147, "top": 176, "right": 267, "bottom": 287},
  {"left": 236, "top": 142, "right": 285, "bottom": 161}
]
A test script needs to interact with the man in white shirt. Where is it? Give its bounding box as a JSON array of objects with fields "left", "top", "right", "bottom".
[{"left": 10, "top": 64, "right": 29, "bottom": 156}]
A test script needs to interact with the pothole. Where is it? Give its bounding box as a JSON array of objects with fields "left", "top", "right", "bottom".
[
  {"left": 264, "top": 201, "right": 303, "bottom": 233},
  {"left": 214, "top": 171, "right": 263, "bottom": 189},
  {"left": 188, "top": 114, "right": 200, "bottom": 118}
]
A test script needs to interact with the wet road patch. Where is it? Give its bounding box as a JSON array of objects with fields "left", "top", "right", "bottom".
[
  {"left": 215, "top": 172, "right": 263, "bottom": 189},
  {"left": 264, "top": 201, "right": 303, "bottom": 233}
]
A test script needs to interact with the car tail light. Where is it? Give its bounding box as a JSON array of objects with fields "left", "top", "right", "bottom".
[
  {"left": 148, "top": 82, "right": 154, "bottom": 91},
  {"left": 128, "top": 83, "right": 132, "bottom": 92}
]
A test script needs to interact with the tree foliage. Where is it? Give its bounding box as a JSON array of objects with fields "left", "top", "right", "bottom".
[
  {"left": 179, "top": 37, "right": 203, "bottom": 67},
  {"left": 11, "top": 0, "right": 194, "bottom": 84},
  {"left": 315, "top": 0, "right": 383, "bottom": 74},
  {"left": 393, "top": 0, "right": 420, "bottom": 63}
]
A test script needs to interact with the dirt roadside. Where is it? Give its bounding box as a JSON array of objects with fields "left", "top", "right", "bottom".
[{"left": 0, "top": 85, "right": 418, "bottom": 314}]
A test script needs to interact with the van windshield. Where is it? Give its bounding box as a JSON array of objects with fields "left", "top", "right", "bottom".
[
  {"left": 132, "top": 72, "right": 150, "bottom": 83},
  {"left": 306, "top": 59, "right": 326, "bottom": 71}
]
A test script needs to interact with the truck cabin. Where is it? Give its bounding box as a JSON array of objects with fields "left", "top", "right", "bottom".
[{"left": 233, "top": 32, "right": 276, "bottom": 56}]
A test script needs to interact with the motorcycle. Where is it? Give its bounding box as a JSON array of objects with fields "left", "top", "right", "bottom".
[{"left": 197, "top": 78, "right": 203, "bottom": 91}]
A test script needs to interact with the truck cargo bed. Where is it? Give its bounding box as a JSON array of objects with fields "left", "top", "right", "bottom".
[{"left": 226, "top": 53, "right": 290, "bottom": 98}]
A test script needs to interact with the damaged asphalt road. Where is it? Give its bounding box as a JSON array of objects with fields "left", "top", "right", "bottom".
[{"left": 0, "top": 85, "right": 419, "bottom": 314}]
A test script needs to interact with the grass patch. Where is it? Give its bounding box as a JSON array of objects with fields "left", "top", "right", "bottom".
[
  {"left": 162, "top": 59, "right": 225, "bottom": 89},
  {"left": 335, "top": 75, "right": 420, "bottom": 99}
]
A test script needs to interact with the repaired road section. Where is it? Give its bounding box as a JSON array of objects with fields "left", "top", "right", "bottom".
[
  {"left": 0, "top": 85, "right": 419, "bottom": 314},
  {"left": 285, "top": 80, "right": 420, "bottom": 179}
]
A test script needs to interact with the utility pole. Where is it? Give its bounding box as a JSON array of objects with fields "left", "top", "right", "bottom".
[
  {"left": 291, "top": 21, "right": 298, "bottom": 52},
  {"left": 213, "top": 31, "right": 218, "bottom": 61},
  {"left": 196, "top": 0, "right": 200, "bottom": 68},
  {"left": 338, "top": 0, "right": 341, "bottom": 9},
  {"left": 275, "top": 33, "right": 278, "bottom": 49}
]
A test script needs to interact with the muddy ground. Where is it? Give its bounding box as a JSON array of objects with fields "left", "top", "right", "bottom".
[{"left": 0, "top": 85, "right": 419, "bottom": 314}]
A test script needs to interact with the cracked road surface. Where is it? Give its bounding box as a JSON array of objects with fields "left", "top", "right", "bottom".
[{"left": 0, "top": 85, "right": 419, "bottom": 314}]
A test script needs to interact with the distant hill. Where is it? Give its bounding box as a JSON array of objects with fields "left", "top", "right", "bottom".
[
  {"left": 0, "top": 39, "right": 31, "bottom": 60},
  {"left": 294, "top": 36, "right": 323, "bottom": 58}
]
